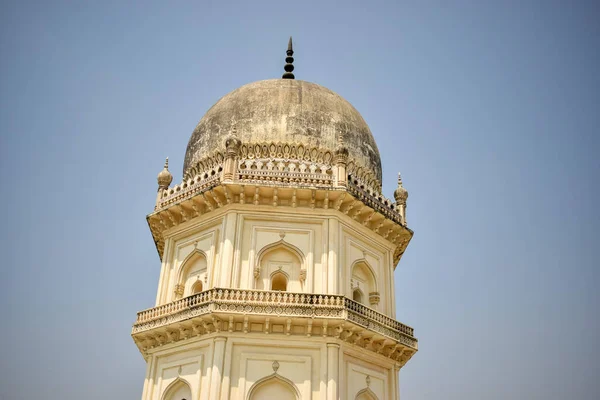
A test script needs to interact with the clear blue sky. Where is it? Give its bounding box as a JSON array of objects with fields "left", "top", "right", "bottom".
[{"left": 1, "top": 1, "right": 598, "bottom": 399}]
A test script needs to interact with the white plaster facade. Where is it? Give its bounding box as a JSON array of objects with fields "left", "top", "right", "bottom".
[
  {"left": 134, "top": 199, "right": 417, "bottom": 399},
  {"left": 155, "top": 207, "right": 396, "bottom": 314}
]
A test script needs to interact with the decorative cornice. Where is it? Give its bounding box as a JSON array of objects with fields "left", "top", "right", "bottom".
[{"left": 147, "top": 183, "right": 412, "bottom": 263}]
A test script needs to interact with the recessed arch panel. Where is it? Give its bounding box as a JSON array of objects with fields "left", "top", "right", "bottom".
[
  {"left": 247, "top": 374, "right": 300, "bottom": 400},
  {"left": 176, "top": 249, "right": 208, "bottom": 298},
  {"left": 355, "top": 387, "right": 379, "bottom": 400},
  {"left": 255, "top": 240, "right": 306, "bottom": 267},
  {"left": 255, "top": 240, "right": 304, "bottom": 292},
  {"left": 351, "top": 259, "right": 378, "bottom": 306},
  {"left": 161, "top": 378, "right": 192, "bottom": 400}
]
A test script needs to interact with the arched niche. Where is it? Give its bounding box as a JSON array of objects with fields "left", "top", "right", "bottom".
[
  {"left": 162, "top": 378, "right": 192, "bottom": 400},
  {"left": 175, "top": 250, "right": 208, "bottom": 299},
  {"left": 355, "top": 387, "right": 379, "bottom": 400},
  {"left": 255, "top": 241, "right": 305, "bottom": 292},
  {"left": 353, "top": 287, "right": 364, "bottom": 303},
  {"left": 247, "top": 374, "right": 300, "bottom": 400},
  {"left": 191, "top": 279, "right": 203, "bottom": 294},
  {"left": 350, "top": 259, "right": 379, "bottom": 308}
]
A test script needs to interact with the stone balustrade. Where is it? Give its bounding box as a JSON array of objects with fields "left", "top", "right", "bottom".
[
  {"left": 133, "top": 288, "right": 416, "bottom": 348},
  {"left": 158, "top": 172, "right": 221, "bottom": 209},
  {"left": 238, "top": 158, "right": 333, "bottom": 186},
  {"left": 347, "top": 180, "right": 403, "bottom": 225}
]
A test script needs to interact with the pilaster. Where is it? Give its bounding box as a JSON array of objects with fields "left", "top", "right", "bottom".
[
  {"left": 208, "top": 336, "right": 227, "bottom": 400},
  {"left": 222, "top": 136, "right": 241, "bottom": 183},
  {"left": 218, "top": 212, "right": 238, "bottom": 287},
  {"left": 327, "top": 342, "right": 340, "bottom": 400},
  {"left": 328, "top": 218, "right": 339, "bottom": 293},
  {"left": 334, "top": 143, "right": 349, "bottom": 188},
  {"left": 141, "top": 354, "right": 157, "bottom": 400}
]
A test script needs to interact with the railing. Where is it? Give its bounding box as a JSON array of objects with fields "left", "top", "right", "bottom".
[
  {"left": 347, "top": 180, "right": 403, "bottom": 226},
  {"left": 157, "top": 174, "right": 221, "bottom": 209},
  {"left": 343, "top": 298, "right": 413, "bottom": 337},
  {"left": 154, "top": 161, "right": 404, "bottom": 223},
  {"left": 238, "top": 158, "right": 334, "bottom": 186},
  {"left": 134, "top": 288, "right": 415, "bottom": 341}
]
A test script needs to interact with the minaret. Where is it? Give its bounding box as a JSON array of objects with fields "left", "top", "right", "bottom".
[{"left": 133, "top": 40, "right": 417, "bottom": 400}]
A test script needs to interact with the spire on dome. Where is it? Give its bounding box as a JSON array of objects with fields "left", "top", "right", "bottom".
[{"left": 282, "top": 36, "right": 295, "bottom": 79}]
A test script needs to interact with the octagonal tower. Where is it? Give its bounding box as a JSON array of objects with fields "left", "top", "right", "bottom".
[{"left": 132, "top": 39, "right": 417, "bottom": 400}]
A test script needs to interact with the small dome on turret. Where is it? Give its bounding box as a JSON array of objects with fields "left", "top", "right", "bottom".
[
  {"left": 157, "top": 157, "right": 173, "bottom": 189},
  {"left": 394, "top": 173, "right": 408, "bottom": 203}
]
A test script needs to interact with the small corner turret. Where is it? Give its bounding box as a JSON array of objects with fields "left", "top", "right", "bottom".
[
  {"left": 156, "top": 157, "right": 172, "bottom": 209},
  {"left": 394, "top": 173, "right": 408, "bottom": 226}
]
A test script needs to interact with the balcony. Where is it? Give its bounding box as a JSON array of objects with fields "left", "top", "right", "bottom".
[{"left": 132, "top": 288, "right": 417, "bottom": 351}]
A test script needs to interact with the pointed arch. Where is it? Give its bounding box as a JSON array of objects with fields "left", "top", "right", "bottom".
[
  {"left": 175, "top": 249, "right": 208, "bottom": 298},
  {"left": 255, "top": 240, "right": 305, "bottom": 292},
  {"left": 353, "top": 287, "right": 364, "bottom": 303},
  {"left": 271, "top": 271, "right": 289, "bottom": 291},
  {"left": 350, "top": 259, "right": 378, "bottom": 290},
  {"left": 350, "top": 259, "right": 378, "bottom": 307},
  {"left": 355, "top": 387, "right": 379, "bottom": 400},
  {"left": 177, "top": 249, "right": 208, "bottom": 283},
  {"left": 191, "top": 279, "right": 203, "bottom": 294},
  {"left": 269, "top": 268, "right": 291, "bottom": 279},
  {"left": 255, "top": 240, "right": 306, "bottom": 267},
  {"left": 161, "top": 378, "right": 192, "bottom": 400},
  {"left": 247, "top": 373, "right": 300, "bottom": 400}
]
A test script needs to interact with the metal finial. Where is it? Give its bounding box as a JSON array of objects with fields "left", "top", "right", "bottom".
[
  {"left": 282, "top": 36, "right": 295, "bottom": 79},
  {"left": 164, "top": 157, "right": 169, "bottom": 169},
  {"left": 397, "top": 172, "right": 403, "bottom": 186}
]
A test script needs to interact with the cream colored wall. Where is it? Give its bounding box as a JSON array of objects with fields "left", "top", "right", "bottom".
[
  {"left": 342, "top": 351, "right": 395, "bottom": 400},
  {"left": 155, "top": 218, "right": 221, "bottom": 306},
  {"left": 142, "top": 345, "right": 211, "bottom": 400},
  {"left": 153, "top": 206, "right": 398, "bottom": 318},
  {"left": 141, "top": 335, "right": 397, "bottom": 400}
]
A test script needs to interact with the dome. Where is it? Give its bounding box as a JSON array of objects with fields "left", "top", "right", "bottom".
[{"left": 183, "top": 79, "right": 382, "bottom": 187}]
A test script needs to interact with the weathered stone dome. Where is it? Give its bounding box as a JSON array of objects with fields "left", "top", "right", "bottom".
[{"left": 183, "top": 79, "right": 382, "bottom": 186}]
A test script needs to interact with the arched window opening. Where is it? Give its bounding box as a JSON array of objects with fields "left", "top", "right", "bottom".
[
  {"left": 353, "top": 289, "right": 363, "bottom": 303},
  {"left": 191, "top": 280, "right": 203, "bottom": 294},
  {"left": 271, "top": 272, "right": 288, "bottom": 291}
]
